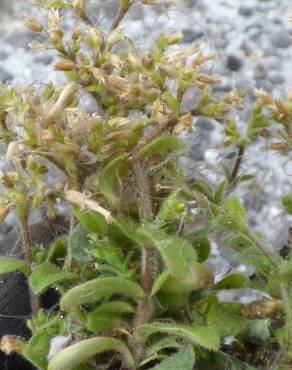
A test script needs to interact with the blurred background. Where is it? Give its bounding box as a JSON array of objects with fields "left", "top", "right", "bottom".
[{"left": 0, "top": 0, "right": 292, "bottom": 281}]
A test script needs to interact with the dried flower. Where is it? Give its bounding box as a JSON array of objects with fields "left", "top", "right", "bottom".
[
  {"left": 1, "top": 336, "right": 25, "bottom": 355},
  {"left": 173, "top": 112, "right": 193, "bottom": 134},
  {"left": 23, "top": 17, "right": 43, "bottom": 33},
  {"left": 42, "top": 83, "right": 78, "bottom": 128},
  {"left": 54, "top": 60, "right": 76, "bottom": 71},
  {"left": 72, "top": 0, "right": 86, "bottom": 17},
  {"left": 64, "top": 190, "right": 115, "bottom": 223}
]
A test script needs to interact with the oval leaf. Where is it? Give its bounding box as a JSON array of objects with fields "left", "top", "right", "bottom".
[
  {"left": 137, "top": 135, "right": 184, "bottom": 158},
  {"left": 213, "top": 273, "right": 247, "bottom": 290},
  {"left": 99, "top": 154, "right": 128, "bottom": 206},
  {"left": 138, "top": 226, "right": 197, "bottom": 278},
  {"left": 207, "top": 302, "right": 246, "bottom": 337},
  {"left": 48, "top": 337, "right": 134, "bottom": 370},
  {"left": 29, "top": 262, "right": 76, "bottom": 294},
  {"left": 151, "top": 344, "right": 195, "bottom": 370},
  {"left": 0, "top": 256, "right": 30, "bottom": 274},
  {"left": 72, "top": 207, "right": 108, "bottom": 235},
  {"left": 68, "top": 223, "right": 91, "bottom": 262},
  {"left": 60, "top": 277, "right": 145, "bottom": 310},
  {"left": 136, "top": 322, "right": 220, "bottom": 351}
]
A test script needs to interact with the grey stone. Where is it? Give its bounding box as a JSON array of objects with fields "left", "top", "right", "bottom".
[
  {"left": 226, "top": 54, "right": 243, "bottom": 71},
  {"left": 182, "top": 28, "right": 204, "bottom": 43},
  {"left": 240, "top": 39, "right": 253, "bottom": 55},
  {"left": 34, "top": 54, "right": 54, "bottom": 65},
  {"left": 195, "top": 117, "right": 214, "bottom": 131},
  {"left": 0, "top": 66, "right": 12, "bottom": 82},
  {"left": 254, "top": 63, "right": 267, "bottom": 80},
  {"left": 238, "top": 5, "right": 254, "bottom": 17},
  {"left": 271, "top": 31, "right": 292, "bottom": 49},
  {"left": 189, "top": 142, "right": 205, "bottom": 161},
  {"left": 5, "top": 30, "right": 33, "bottom": 49},
  {"left": 268, "top": 72, "right": 285, "bottom": 85},
  {"left": 0, "top": 50, "right": 9, "bottom": 60}
]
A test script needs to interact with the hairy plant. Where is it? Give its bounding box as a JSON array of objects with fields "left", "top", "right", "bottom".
[{"left": 0, "top": 1, "right": 292, "bottom": 369}]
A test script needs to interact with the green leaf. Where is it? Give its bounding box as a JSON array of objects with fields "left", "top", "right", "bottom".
[
  {"left": 137, "top": 135, "right": 184, "bottom": 159},
  {"left": 115, "top": 217, "right": 146, "bottom": 245},
  {"left": 85, "top": 300, "right": 134, "bottom": 331},
  {"left": 160, "top": 263, "right": 213, "bottom": 293},
  {"left": 138, "top": 226, "right": 197, "bottom": 278},
  {"left": 192, "top": 236, "right": 211, "bottom": 262},
  {"left": 146, "top": 337, "right": 180, "bottom": 358},
  {"left": 224, "top": 195, "right": 245, "bottom": 220},
  {"left": 48, "top": 337, "right": 134, "bottom": 370},
  {"left": 151, "top": 271, "right": 171, "bottom": 296},
  {"left": 72, "top": 207, "right": 108, "bottom": 234},
  {"left": 0, "top": 256, "right": 30, "bottom": 274},
  {"left": 60, "top": 277, "right": 145, "bottom": 310},
  {"left": 223, "top": 234, "right": 254, "bottom": 251},
  {"left": 207, "top": 302, "right": 246, "bottom": 337},
  {"left": 24, "top": 329, "right": 56, "bottom": 370},
  {"left": 245, "top": 319, "right": 270, "bottom": 341},
  {"left": 216, "top": 196, "right": 246, "bottom": 231},
  {"left": 93, "top": 300, "right": 134, "bottom": 315},
  {"left": 46, "top": 237, "right": 67, "bottom": 263},
  {"left": 282, "top": 194, "right": 292, "bottom": 215},
  {"left": 86, "top": 312, "right": 123, "bottom": 332},
  {"left": 151, "top": 344, "right": 195, "bottom": 370},
  {"left": 136, "top": 322, "right": 220, "bottom": 351},
  {"left": 99, "top": 154, "right": 128, "bottom": 206},
  {"left": 68, "top": 223, "right": 91, "bottom": 262},
  {"left": 161, "top": 91, "right": 180, "bottom": 117},
  {"left": 29, "top": 262, "right": 76, "bottom": 294},
  {"left": 213, "top": 273, "right": 248, "bottom": 290},
  {"left": 214, "top": 180, "right": 226, "bottom": 205}
]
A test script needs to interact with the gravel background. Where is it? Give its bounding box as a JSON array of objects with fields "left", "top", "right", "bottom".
[{"left": 0, "top": 0, "right": 292, "bottom": 276}]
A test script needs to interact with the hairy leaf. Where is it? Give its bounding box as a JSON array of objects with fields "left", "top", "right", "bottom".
[
  {"left": 48, "top": 337, "right": 134, "bottom": 370},
  {"left": 29, "top": 262, "right": 76, "bottom": 294},
  {"left": 0, "top": 256, "right": 30, "bottom": 274},
  {"left": 151, "top": 344, "right": 195, "bottom": 370},
  {"left": 99, "top": 154, "right": 128, "bottom": 206},
  {"left": 137, "top": 135, "right": 184, "bottom": 158},
  {"left": 60, "top": 277, "right": 144, "bottom": 310},
  {"left": 136, "top": 322, "right": 220, "bottom": 351},
  {"left": 151, "top": 271, "right": 171, "bottom": 296},
  {"left": 24, "top": 329, "right": 56, "bottom": 370},
  {"left": 68, "top": 223, "right": 91, "bottom": 262},
  {"left": 138, "top": 226, "right": 197, "bottom": 278},
  {"left": 72, "top": 207, "right": 108, "bottom": 234},
  {"left": 207, "top": 302, "right": 246, "bottom": 337},
  {"left": 213, "top": 273, "right": 248, "bottom": 290}
]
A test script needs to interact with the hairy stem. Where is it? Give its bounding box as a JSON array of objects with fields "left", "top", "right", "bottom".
[
  {"left": 110, "top": 1, "right": 133, "bottom": 32},
  {"left": 133, "top": 160, "right": 156, "bottom": 330},
  {"left": 19, "top": 215, "right": 39, "bottom": 319}
]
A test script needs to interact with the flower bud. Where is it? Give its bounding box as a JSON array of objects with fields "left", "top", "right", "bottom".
[
  {"left": 72, "top": 25, "right": 81, "bottom": 40},
  {"left": 54, "top": 60, "right": 76, "bottom": 71},
  {"left": 23, "top": 17, "right": 43, "bottom": 32},
  {"left": 0, "top": 206, "right": 9, "bottom": 223},
  {"left": 48, "top": 9, "right": 60, "bottom": 28},
  {"left": 73, "top": 0, "right": 86, "bottom": 17},
  {"left": 83, "top": 26, "right": 103, "bottom": 49}
]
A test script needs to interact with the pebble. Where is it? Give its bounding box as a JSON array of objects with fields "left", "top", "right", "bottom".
[
  {"left": 182, "top": 28, "right": 204, "bottom": 43},
  {"left": 271, "top": 31, "right": 292, "bottom": 49},
  {"left": 0, "top": 66, "right": 12, "bottom": 82},
  {"left": 226, "top": 54, "right": 243, "bottom": 71},
  {"left": 238, "top": 5, "right": 254, "bottom": 17}
]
